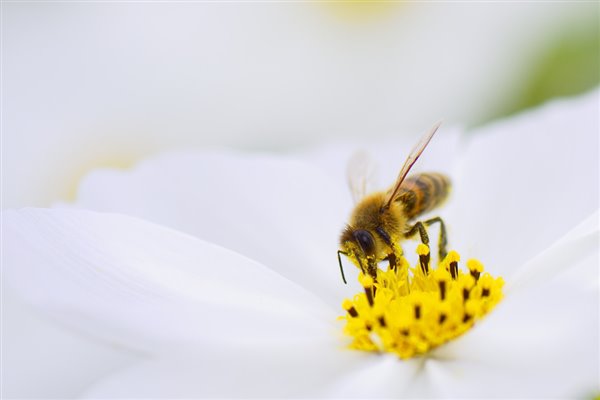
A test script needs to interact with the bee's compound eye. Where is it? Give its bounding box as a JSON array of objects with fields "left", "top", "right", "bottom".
[{"left": 353, "top": 229, "right": 375, "bottom": 256}]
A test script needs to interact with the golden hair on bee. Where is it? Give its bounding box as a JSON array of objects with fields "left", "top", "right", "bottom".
[{"left": 338, "top": 123, "right": 451, "bottom": 283}]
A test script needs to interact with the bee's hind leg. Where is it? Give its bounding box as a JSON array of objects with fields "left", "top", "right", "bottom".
[
  {"left": 425, "top": 217, "right": 448, "bottom": 261},
  {"left": 405, "top": 217, "right": 448, "bottom": 262}
]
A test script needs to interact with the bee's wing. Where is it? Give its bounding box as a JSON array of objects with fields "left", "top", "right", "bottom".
[
  {"left": 347, "top": 150, "right": 378, "bottom": 204},
  {"left": 382, "top": 122, "right": 442, "bottom": 209}
]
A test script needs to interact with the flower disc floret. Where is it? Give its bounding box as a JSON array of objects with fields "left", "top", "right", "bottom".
[{"left": 341, "top": 245, "right": 504, "bottom": 359}]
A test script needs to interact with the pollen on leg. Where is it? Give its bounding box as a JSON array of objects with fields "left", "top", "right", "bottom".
[{"left": 341, "top": 245, "right": 504, "bottom": 359}]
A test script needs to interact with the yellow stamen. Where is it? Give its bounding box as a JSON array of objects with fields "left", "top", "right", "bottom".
[{"left": 341, "top": 245, "right": 504, "bottom": 359}]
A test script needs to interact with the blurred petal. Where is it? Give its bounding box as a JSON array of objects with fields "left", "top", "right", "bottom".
[
  {"left": 449, "top": 90, "right": 599, "bottom": 274},
  {"left": 321, "top": 355, "right": 427, "bottom": 398},
  {"left": 3, "top": 208, "right": 335, "bottom": 356},
  {"left": 6, "top": 3, "right": 594, "bottom": 209},
  {"left": 430, "top": 246, "right": 599, "bottom": 397},
  {"left": 84, "top": 343, "right": 366, "bottom": 398},
  {"left": 2, "top": 286, "right": 138, "bottom": 399},
  {"left": 75, "top": 151, "right": 349, "bottom": 305},
  {"left": 509, "top": 209, "right": 598, "bottom": 293}
]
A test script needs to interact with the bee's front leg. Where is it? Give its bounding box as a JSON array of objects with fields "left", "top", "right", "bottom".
[
  {"left": 365, "top": 258, "right": 378, "bottom": 280},
  {"left": 384, "top": 252, "right": 397, "bottom": 272},
  {"left": 376, "top": 226, "right": 403, "bottom": 273},
  {"left": 387, "top": 241, "right": 405, "bottom": 271}
]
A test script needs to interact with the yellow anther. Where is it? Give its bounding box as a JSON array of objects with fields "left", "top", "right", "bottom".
[
  {"left": 417, "top": 243, "right": 430, "bottom": 256},
  {"left": 342, "top": 299, "right": 354, "bottom": 311},
  {"left": 467, "top": 259, "right": 484, "bottom": 273},
  {"left": 432, "top": 267, "right": 451, "bottom": 282},
  {"left": 494, "top": 277, "right": 505, "bottom": 290},
  {"left": 464, "top": 299, "right": 478, "bottom": 316},
  {"left": 340, "top": 244, "right": 503, "bottom": 359},
  {"left": 479, "top": 273, "right": 494, "bottom": 288},
  {"left": 458, "top": 274, "right": 476, "bottom": 290},
  {"left": 445, "top": 250, "right": 461, "bottom": 263},
  {"left": 360, "top": 274, "right": 374, "bottom": 289}
]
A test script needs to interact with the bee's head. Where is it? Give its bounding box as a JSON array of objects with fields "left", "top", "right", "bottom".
[
  {"left": 338, "top": 227, "right": 377, "bottom": 283},
  {"left": 351, "top": 229, "right": 376, "bottom": 258},
  {"left": 340, "top": 227, "right": 376, "bottom": 257}
]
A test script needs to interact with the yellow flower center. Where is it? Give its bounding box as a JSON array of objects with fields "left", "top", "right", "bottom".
[{"left": 341, "top": 244, "right": 504, "bottom": 359}]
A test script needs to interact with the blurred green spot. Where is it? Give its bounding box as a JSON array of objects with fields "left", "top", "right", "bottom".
[
  {"left": 520, "top": 26, "right": 598, "bottom": 107},
  {"left": 481, "top": 20, "right": 599, "bottom": 125}
]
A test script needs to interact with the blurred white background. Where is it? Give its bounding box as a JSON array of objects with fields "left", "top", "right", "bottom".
[
  {"left": 4, "top": 2, "right": 597, "bottom": 208},
  {"left": 2, "top": 2, "right": 598, "bottom": 398}
]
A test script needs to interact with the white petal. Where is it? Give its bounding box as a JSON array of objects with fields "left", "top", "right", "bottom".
[
  {"left": 449, "top": 90, "right": 599, "bottom": 274},
  {"left": 3, "top": 208, "right": 335, "bottom": 355},
  {"left": 509, "top": 209, "right": 599, "bottom": 293},
  {"left": 75, "top": 151, "right": 349, "bottom": 305},
  {"left": 2, "top": 287, "right": 139, "bottom": 399},
  {"left": 432, "top": 252, "right": 598, "bottom": 397},
  {"left": 322, "top": 355, "right": 427, "bottom": 398},
  {"left": 84, "top": 343, "right": 366, "bottom": 398}
]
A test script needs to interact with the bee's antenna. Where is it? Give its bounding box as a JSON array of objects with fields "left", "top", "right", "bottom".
[{"left": 337, "top": 250, "right": 348, "bottom": 284}]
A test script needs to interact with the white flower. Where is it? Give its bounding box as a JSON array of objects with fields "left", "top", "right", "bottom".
[
  {"left": 3, "top": 90, "right": 598, "bottom": 398},
  {"left": 5, "top": 4, "right": 597, "bottom": 397},
  {"left": 5, "top": 3, "right": 595, "bottom": 208}
]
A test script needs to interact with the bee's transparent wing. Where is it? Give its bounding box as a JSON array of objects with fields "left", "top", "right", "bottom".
[
  {"left": 347, "top": 150, "right": 379, "bottom": 204},
  {"left": 383, "top": 122, "right": 442, "bottom": 209}
]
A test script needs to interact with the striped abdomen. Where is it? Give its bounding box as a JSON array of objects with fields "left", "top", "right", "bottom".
[{"left": 395, "top": 173, "right": 451, "bottom": 219}]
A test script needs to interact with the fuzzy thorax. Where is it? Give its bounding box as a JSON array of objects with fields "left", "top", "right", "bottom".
[
  {"left": 339, "top": 192, "right": 407, "bottom": 271},
  {"left": 341, "top": 244, "right": 504, "bottom": 359}
]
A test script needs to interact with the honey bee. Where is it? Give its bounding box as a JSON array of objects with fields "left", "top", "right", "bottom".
[{"left": 338, "top": 123, "right": 451, "bottom": 283}]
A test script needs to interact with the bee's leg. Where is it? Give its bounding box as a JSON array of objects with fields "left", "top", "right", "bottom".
[
  {"left": 384, "top": 252, "right": 397, "bottom": 272},
  {"left": 367, "top": 262, "right": 378, "bottom": 280},
  {"left": 405, "top": 217, "right": 448, "bottom": 262},
  {"left": 357, "top": 254, "right": 378, "bottom": 280},
  {"left": 423, "top": 217, "right": 448, "bottom": 261},
  {"left": 376, "top": 226, "right": 400, "bottom": 273},
  {"left": 358, "top": 258, "right": 378, "bottom": 280},
  {"left": 404, "top": 221, "right": 430, "bottom": 245}
]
